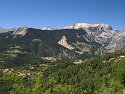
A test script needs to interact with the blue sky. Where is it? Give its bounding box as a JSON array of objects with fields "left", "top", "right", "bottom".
[{"left": 0, "top": 0, "right": 125, "bottom": 30}]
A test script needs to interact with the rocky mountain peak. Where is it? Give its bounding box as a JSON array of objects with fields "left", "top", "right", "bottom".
[
  {"left": 63, "top": 23, "right": 113, "bottom": 30},
  {"left": 92, "top": 24, "right": 113, "bottom": 31},
  {"left": 41, "top": 26, "right": 55, "bottom": 30},
  {"left": 13, "top": 26, "right": 28, "bottom": 36},
  {"left": 63, "top": 23, "right": 90, "bottom": 29}
]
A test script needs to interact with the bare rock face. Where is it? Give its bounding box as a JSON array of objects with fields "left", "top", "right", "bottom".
[
  {"left": 63, "top": 23, "right": 116, "bottom": 44},
  {"left": 106, "top": 30, "right": 125, "bottom": 52},
  {"left": 58, "top": 36, "right": 74, "bottom": 50},
  {"left": 63, "top": 23, "right": 113, "bottom": 30},
  {"left": 63, "top": 23, "right": 91, "bottom": 29},
  {"left": 13, "top": 26, "right": 28, "bottom": 36}
]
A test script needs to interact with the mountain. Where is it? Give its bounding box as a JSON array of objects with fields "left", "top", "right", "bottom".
[
  {"left": 12, "top": 26, "right": 28, "bottom": 36},
  {"left": 1, "top": 23, "right": 125, "bottom": 94},
  {"left": 0, "top": 27, "right": 101, "bottom": 62},
  {"left": 106, "top": 30, "right": 125, "bottom": 53},
  {"left": 64, "top": 23, "right": 117, "bottom": 44},
  {"left": 63, "top": 23, "right": 113, "bottom": 30},
  {"left": 0, "top": 27, "right": 8, "bottom": 33},
  {"left": 0, "top": 23, "right": 124, "bottom": 61},
  {"left": 41, "top": 26, "right": 55, "bottom": 30}
]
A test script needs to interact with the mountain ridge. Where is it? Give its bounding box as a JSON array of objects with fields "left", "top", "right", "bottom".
[{"left": 0, "top": 22, "right": 125, "bottom": 59}]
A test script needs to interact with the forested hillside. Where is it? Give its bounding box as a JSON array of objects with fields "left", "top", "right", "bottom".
[
  {"left": 1, "top": 48, "right": 125, "bottom": 94},
  {"left": 0, "top": 28, "right": 101, "bottom": 60},
  {"left": 0, "top": 24, "right": 125, "bottom": 94}
]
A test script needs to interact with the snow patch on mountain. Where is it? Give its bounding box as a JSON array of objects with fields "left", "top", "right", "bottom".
[
  {"left": 63, "top": 23, "right": 113, "bottom": 30},
  {"left": 63, "top": 23, "right": 116, "bottom": 44},
  {"left": 41, "top": 26, "right": 55, "bottom": 30},
  {"left": 63, "top": 23, "right": 113, "bottom": 35}
]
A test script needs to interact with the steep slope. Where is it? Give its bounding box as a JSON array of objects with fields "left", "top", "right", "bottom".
[
  {"left": 1, "top": 23, "right": 124, "bottom": 61},
  {"left": 107, "top": 30, "right": 125, "bottom": 53},
  {"left": 0, "top": 27, "right": 101, "bottom": 60},
  {"left": 12, "top": 26, "right": 28, "bottom": 36},
  {"left": 64, "top": 23, "right": 117, "bottom": 44},
  {"left": 58, "top": 36, "right": 74, "bottom": 50}
]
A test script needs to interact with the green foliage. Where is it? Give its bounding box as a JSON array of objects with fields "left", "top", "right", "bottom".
[
  {"left": 0, "top": 53, "right": 45, "bottom": 68},
  {"left": 1, "top": 45, "right": 125, "bottom": 93}
]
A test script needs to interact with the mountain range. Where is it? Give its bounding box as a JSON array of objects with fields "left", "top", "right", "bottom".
[
  {"left": 0, "top": 23, "right": 124, "bottom": 60},
  {"left": 1, "top": 23, "right": 125, "bottom": 94}
]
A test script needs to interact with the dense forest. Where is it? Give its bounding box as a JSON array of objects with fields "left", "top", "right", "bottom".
[{"left": 0, "top": 48, "right": 125, "bottom": 94}]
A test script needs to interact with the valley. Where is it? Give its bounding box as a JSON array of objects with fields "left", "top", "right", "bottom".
[{"left": 0, "top": 23, "right": 125, "bottom": 93}]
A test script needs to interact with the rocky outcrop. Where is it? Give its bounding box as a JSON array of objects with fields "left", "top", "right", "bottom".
[
  {"left": 106, "top": 30, "right": 125, "bottom": 52},
  {"left": 58, "top": 36, "right": 74, "bottom": 50},
  {"left": 13, "top": 26, "right": 28, "bottom": 36},
  {"left": 63, "top": 23, "right": 116, "bottom": 44}
]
